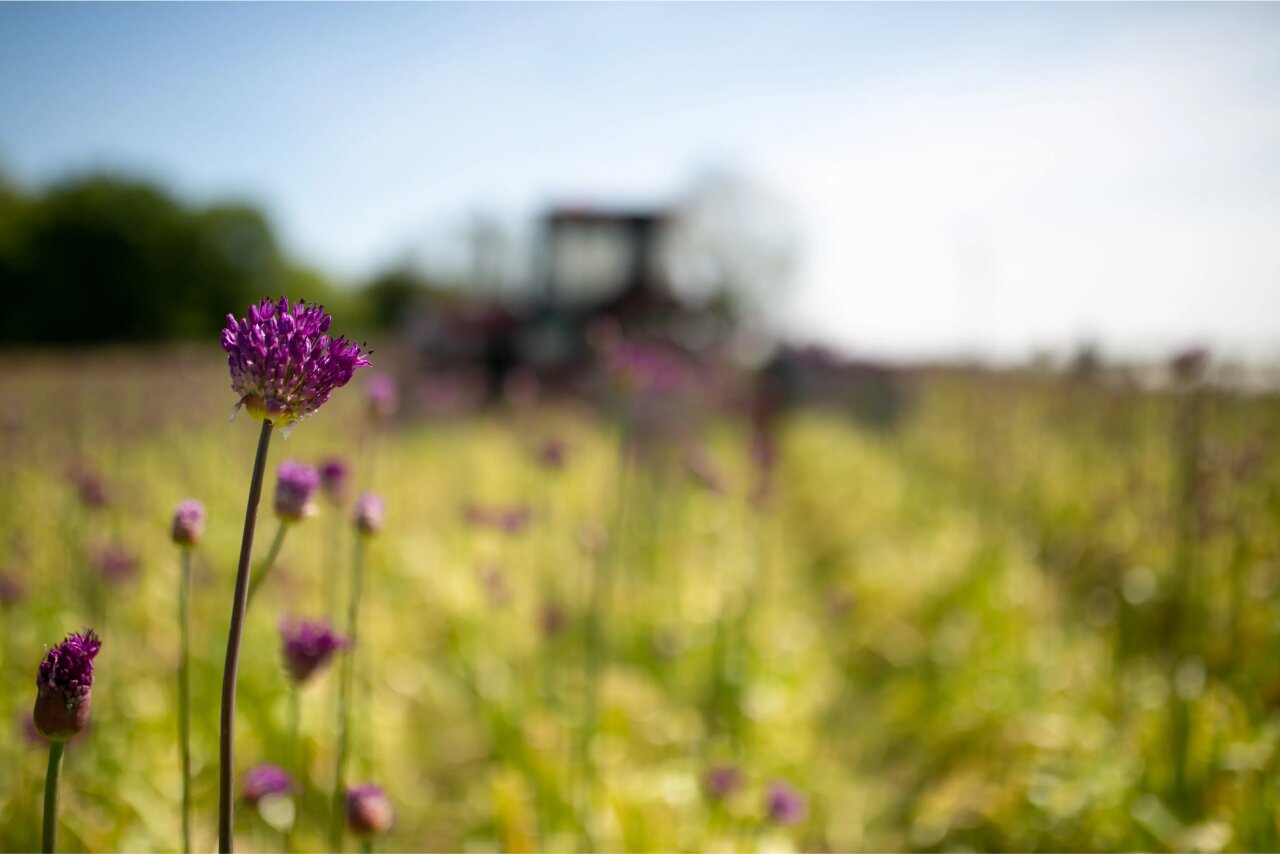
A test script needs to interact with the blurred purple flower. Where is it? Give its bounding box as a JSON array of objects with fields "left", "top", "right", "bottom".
[
  {"left": 34, "top": 629, "right": 101, "bottom": 740},
  {"left": 539, "top": 601, "right": 567, "bottom": 638},
  {"left": 462, "top": 502, "right": 531, "bottom": 535},
  {"left": 704, "top": 765, "right": 743, "bottom": 802},
  {"left": 93, "top": 544, "right": 139, "bottom": 583},
  {"left": 353, "top": 492, "right": 385, "bottom": 537},
  {"left": 319, "top": 457, "right": 352, "bottom": 505},
  {"left": 280, "top": 618, "right": 346, "bottom": 685},
  {"left": 171, "top": 499, "right": 206, "bottom": 547},
  {"left": 366, "top": 374, "right": 399, "bottom": 420},
  {"left": 0, "top": 571, "right": 25, "bottom": 606},
  {"left": 346, "top": 784, "right": 394, "bottom": 836},
  {"left": 68, "top": 467, "right": 109, "bottom": 510},
  {"left": 764, "top": 781, "right": 807, "bottom": 825},
  {"left": 274, "top": 460, "right": 320, "bottom": 523},
  {"left": 242, "top": 763, "right": 293, "bottom": 805},
  {"left": 222, "top": 297, "right": 370, "bottom": 429},
  {"left": 534, "top": 438, "right": 568, "bottom": 471}
]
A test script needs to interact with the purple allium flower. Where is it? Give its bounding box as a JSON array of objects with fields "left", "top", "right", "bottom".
[
  {"left": 366, "top": 374, "right": 399, "bottom": 420},
  {"left": 171, "top": 499, "right": 206, "bottom": 547},
  {"left": 764, "top": 781, "right": 807, "bottom": 826},
  {"left": 242, "top": 763, "right": 293, "bottom": 806},
  {"left": 704, "top": 765, "right": 743, "bottom": 802},
  {"left": 280, "top": 618, "right": 346, "bottom": 685},
  {"left": 353, "top": 492, "right": 385, "bottom": 537},
  {"left": 534, "top": 438, "right": 567, "bottom": 471},
  {"left": 222, "top": 297, "right": 371, "bottom": 430},
  {"left": 319, "top": 457, "right": 352, "bottom": 505},
  {"left": 93, "top": 544, "right": 139, "bottom": 583},
  {"left": 346, "top": 784, "right": 394, "bottom": 837},
  {"left": 33, "top": 630, "right": 101, "bottom": 741},
  {"left": 274, "top": 460, "right": 320, "bottom": 523},
  {"left": 68, "top": 467, "right": 109, "bottom": 510},
  {"left": 0, "top": 570, "right": 25, "bottom": 607}
]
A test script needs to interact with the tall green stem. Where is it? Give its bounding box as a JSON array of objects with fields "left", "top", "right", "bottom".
[
  {"left": 178, "top": 547, "right": 193, "bottom": 854},
  {"left": 331, "top": 535, "right": 367, "bottom": 851},
  {"left": 245, "top": 524, "right": 289, "bottom": 606},
  {"left": 41, "top": 740, "right": 65, "bottom": 853},
  {"left": 219, "top": 419, "right": 275, "bottom": 852}
]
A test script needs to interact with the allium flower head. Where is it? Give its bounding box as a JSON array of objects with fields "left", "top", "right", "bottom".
[
  {"left": 704, "top": 765, "right": 743, "bottom": 802},
  {"left": 94, "top": 544, "right": 139, "bottom": 583},
  {"left": 366, "top": 374, "right": 399, "bottom": 420},
  {"left": 280, "top": 618, "right": 346, "bottom": 684},
  {"left": 353, "top": 492, "right": 385, "bottom": 537},
  {"left": 274, "top": 461, "right": 320, "bottom": 522},
  {"left": 171, "top": 499, "right": 206, "bottom": 546},
  {"left": 33, "top": 629, "right": 101, "bottom": 740},
  {"left": 319, "top": 457, "right": 352, "bottom": 505},
  {"left": 346, "top": 784, "right": 394, "bottom": 836},
  {"left": 69, "top": 467, "right": 110, "bottom": 509},
  {"left": 222, "top": 297, "right": 371, "bottom": 430},
  {"left": 242, "top": 763, "right": 293, "bottom": 805},
  {"left": 764, "top": 781, "right": 807, "bottom": 825}
]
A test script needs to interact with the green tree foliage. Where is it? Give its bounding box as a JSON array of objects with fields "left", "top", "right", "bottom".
[{"left": 0, "top": 173, "right": 337, "bottom": 344}]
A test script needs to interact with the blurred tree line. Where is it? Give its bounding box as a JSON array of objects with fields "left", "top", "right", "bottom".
[{"left": 0, "top": 170, "right": 357, "bottom": 345}]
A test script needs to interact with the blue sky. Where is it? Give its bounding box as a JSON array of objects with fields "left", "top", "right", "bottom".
[{"left": 3, "top": 3, "right": 1279, "bottom": 361}]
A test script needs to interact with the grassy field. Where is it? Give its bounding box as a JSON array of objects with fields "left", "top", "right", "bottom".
[{"left": 0, "top": 349, "right": 1277, "bottom": 852}]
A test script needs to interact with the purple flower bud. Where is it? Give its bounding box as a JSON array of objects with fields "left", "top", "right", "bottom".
[
  {"left": 704, "top": 765, "right": 743, "bottom": 802},
  {"left": 93, "top": 544, "right": 139, "bottom": 583},
  {"left": 280, "top": 618, "right": 346, "bottom": 685},
  {"left": 33, "top": 630, "right": 101, "bottom": 741},
  {"left": 353, "top": 492, "right": 385, "bottom": 537},
  {"left": 764, "top": 781, "right": 807, "bottom": 826},
  {"left": 274, "top": 461, "right": 320, "bottom": 523},
  {"left": 346, "top": 784, "right": 394, "bottom": 837},
  {"left": 319, "top": 457, "right": 352, "bottom": 505},
  {"left": 222, "top": 297, "right": 371, "bottom": 429},
  {"left": 171, "top": 499, "right": 206, "bottom": 547},
  {"left": 242, "top": 763, "right": 293, "bottom": 805},
  {"left": 366, "top": 374, "right": 399, "bottom": 420}
]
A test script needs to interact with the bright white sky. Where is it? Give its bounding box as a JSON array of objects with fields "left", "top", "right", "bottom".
[{"left": 2, "top": 3, "right": 1278, "bottom": 362}]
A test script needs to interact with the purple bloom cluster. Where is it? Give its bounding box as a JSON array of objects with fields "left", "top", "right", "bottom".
[
  {"left": 94, "top": 544, "right": 139, "bottom": 583},
  {"left": 171, "top": 499, "right": 206, "bottom": 546},
  {"left": 274, "top": 461, "right": 321, "bottom": 522},
  {"left": 242, "top": 763, "right": 294, "bottom": 805},
  {"left": 353, "top": 492, "right": 385, "bottom": 537},
  {"left": 346, "top": 784, "right": 394, "bottom": 836},
  {"left": 534, "top": 438, "right": 568, "bottom": 471},
  {"left": 280, "top": 618, "right": 346, "bottom": 684},
  {"left": 222, "top": 297, "right": 371, "bottom": 429},
  {"left": 319, "top": 457, "right": 351, "bottom": 505},
  {"left": 34, "top": 630, "right": 101, "bottom": 740},
  {"left": 704, "top": 765, "right": 743, "bottom": 802},
  {"left": 68, "top": 467, "right": 110, "bottom": 509},
  {"left": 366, "top": 374, "right": 399, "bottom": 420},
  {"left": 764, "top": 781, "right": 807, "bottom": 825}
]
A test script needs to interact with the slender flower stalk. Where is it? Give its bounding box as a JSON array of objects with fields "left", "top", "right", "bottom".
[
  {"left": 34, "top": 629, "right": 101, "bottom": 853},
  {"left": 247, "top": 461, "right": 321, "bottom": 605},
  {"left": 331, "top": 494, "right": 382, "bottom": 850},
  {"left": 218, "top": 298, "right": 368, "bottom": 853},
  {"left": 172, "top": 499, "right": 205, "bottom": 854}
]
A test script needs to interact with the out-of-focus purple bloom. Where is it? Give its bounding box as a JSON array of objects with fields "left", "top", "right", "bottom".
[
  {"left": 222, "top": 297, "right": 371, "bottom": 429},
  {"left": 607, "top": 342, "right": 691, "bottom": 397},
  {"left": 34, "top": 629, "right": 101, "bottom": 740},
  {"left": 94, "top": 544, "right": 139, "bottom": 583},
  {"left": 0, "top": 571, "right": 25, "bottom": 606},
  {"left": 346, "top": 784, "right": 394, "bottom": 836},
  {"left": 479, "top": 564, "right": 511, "bottom": 608},
  {"left": 274, "top": 461, "right": 320, "bottom": 523},
  {"left": 764, "top": 781, "right": 807, "bottom": 825},
  {"left": 462, "top": 503, "right": 531, "bottom": 535},
  {"left": 280, "top": 618, "right": 346, "bottom": 685},
  {"left": 353, "top": 492, "right": 385, "bottom": 537},
  {"left": 69, "top": 467, "right": 109, "bottom": 510},
  {"left": 366, "top": 374, "right": 399, "bottom": 420},
  {"left": 171, "top": 499, "right": 206, "bottom": 547},
  {"left": 539, "top": 601, "right": 567, "bottom": 638},
  {"left": 319, "top": 457, "right": 352, "bottom": 505},
  {"left": 242, "top": 763, "right": 293, "bottom": 805},
  {"left": 534, "top": 438, "right": 567, "bottom": 471},
  {"left": 704, "top": 765, "right": 743, "bottom": 802}
]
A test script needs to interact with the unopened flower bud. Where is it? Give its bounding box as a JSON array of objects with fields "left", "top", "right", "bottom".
[{"left": 171, "top": 499, "right": 206, "bottom": 547}]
